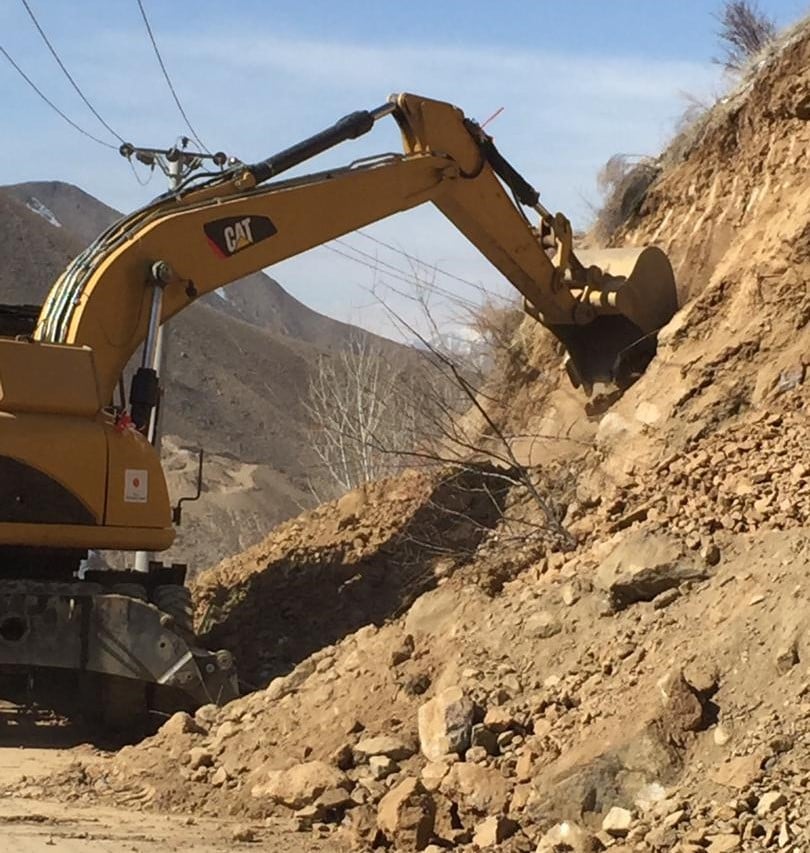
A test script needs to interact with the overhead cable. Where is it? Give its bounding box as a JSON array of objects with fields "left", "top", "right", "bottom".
[
  {"left": 0, "top": 44, "right": 117, "bottom": 149},
  {"left": 355, "top": 229, "right": 488, "bottom": 293},
  {"left": 18, "top": 0, "right": 125, "bottom": 144},
  {"left": 135, "top": 0, "right": 211, "bottom": 153}
]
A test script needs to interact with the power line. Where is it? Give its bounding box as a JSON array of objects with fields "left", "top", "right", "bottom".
[
  {"left": 0, "top": 44, "right": 117, "bottom": 149},
  {"left": 323, "top": 243, "right": 486, "bottom": 311},
  {"left": 135, "top": 0, "right": 211, "bottom": 154},
  {"left": 355, "top": 229, "right": 487, "bottom": 293},
  {"left": 18, "top": 0, "right": 125, "bottom": 144},
  {"left": 334, "top": 237, "right": 510, "bottom": 308}
]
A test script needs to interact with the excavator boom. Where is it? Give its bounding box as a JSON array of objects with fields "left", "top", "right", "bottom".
[{"left": 36, "top": 93, "right": 677, "bottom": 398}]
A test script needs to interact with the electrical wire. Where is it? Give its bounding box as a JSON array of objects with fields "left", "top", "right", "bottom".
[
  {"left": 135, "top": 0, "right": 211, "bottom": 154},
  {"left": 0, "top": 44, "right": 117, "bottom": 149},
  {"left": 127, "top": 157, "right": 155, "bottom": 186},
  {"left": 335, "top": 237, "right": 511, "bottom": 308},
  {"left": 332, "top": 238, "right": 498, "bottom": 308},
  {"left": 18, "top": 0, "right": 125, "bottom": 144},
  {"left": 355, "top": 229, "right": 489, "bottom": 293},
  {"left": 323, "top": 244, "right": 486, "bottom": 311}
]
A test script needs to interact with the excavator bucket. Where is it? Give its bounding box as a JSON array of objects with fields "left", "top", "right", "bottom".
[{"left": 546, "top": 246, "right": 678, "bottom": 392}]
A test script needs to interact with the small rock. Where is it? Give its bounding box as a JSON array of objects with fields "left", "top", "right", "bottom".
[
  {"left": 214, "top": 721, "right": 238, "bottom": 742},
  {"left": 354, "top": 736, "right": 415, "bottom": 762},
  {"left": 231, "top": 826, "right": 257, "bottom": 843},
  {"left": 330, "top": 743, "right": 354, "bottom": 771},
  {"left": 525, "top": 610, "right": 562, "bottom": 639},
  {"left": 775, "top": 641, "right": 799, "bottom": 675},
  {"left": 756, "top": 790, "right": 787, "bottom": 817},
  {"left": 701, "top": 542, "right": 721, "bottom": 566},
  {"left": 162, "top": 711, "right": 206, "bottom": 737},
  {"left": 602, "top": 806, "right": 633, "bottom": 836},
  {"left": 337, "top": 487, "right": 366, "bottom": 528},
  {"left": 515, "top": 751, "right": 536, "bottom": 783},
  {"left": 653, "top": 587, "right": 681, "bottom": 609},
  {"left": 369, "top": 755, "right": 398, "bottom": 780},
  {"left": 714, "top": 725, "right": 732, "bottom": 746},
  {"left": 194, "top": 704, "right": 218, "bottom": 727},
  {"left": 470, "top": 723, "right": 498, "bottom": 755},
  {"left": 473, "top": 815, "right": 518, "bottom": 847},
  {"left": 417, "top": 686, "right": 474, "bottom": 761},
  {"left": 483, "top": 706, "right": 517, "bottom": 733},
  {"left": 420, "top": 761, "right": 450, "bottom": 792},
  {"left": 535, "top": 821, "right": 598, "bottom": 852},
  {"left": 390, "top": 634, "right": 415, "bottom": 666},
  {"left": 465, "top": 745, "right": 489, "bottom": 763},
  {"left": 711, "top": 752, "right": 766, "bottom": 789},
  {"left": 561, "top": 584, "right": 579, "bottom": 606},
  {"left": 376, "top": 777, "right": 435, "bottom": 851},
  {"left": 657, "top": 668, "right": 704, "bottom": 733},
  {"left": 706, "top": 834, "right": 740, "bottom": 853},
  {"left": 187, "top": 747, "right": 214, "bottom": 770},
  {"left": 210, "top": 766, "right": 229, "bottom": 787},
  {"left": 440, "top": 762, "right": 508, "bottom": 816}
]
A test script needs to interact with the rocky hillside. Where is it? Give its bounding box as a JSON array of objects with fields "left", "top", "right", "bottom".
[{"left": 6, "top": 19, "right": 810, "bottom": 852}]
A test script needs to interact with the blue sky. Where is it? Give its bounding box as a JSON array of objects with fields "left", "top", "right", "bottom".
[{"left": 1, "top": 0, "right": 806, "bottom": 334}]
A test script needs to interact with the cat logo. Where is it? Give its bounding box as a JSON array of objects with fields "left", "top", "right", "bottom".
[{"left": 204, "top": 214, "right": 277, "bottom": 258}]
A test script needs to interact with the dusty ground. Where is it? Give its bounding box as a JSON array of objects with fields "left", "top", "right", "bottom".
[{"left": 0, "top": 704, "right": 330, "bottom": 851}]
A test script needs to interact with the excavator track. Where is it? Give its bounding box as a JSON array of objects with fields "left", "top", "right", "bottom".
[{"left": 0, "top": 554, "right": 238, "bottom": 729}]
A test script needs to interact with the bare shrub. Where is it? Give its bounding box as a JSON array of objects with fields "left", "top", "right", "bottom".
[
  {"left": 714, "top": 1, "right": 777, "bottom": 72},
  {"left": 591, "top": 154, "right": 660, "bottom": 243}
]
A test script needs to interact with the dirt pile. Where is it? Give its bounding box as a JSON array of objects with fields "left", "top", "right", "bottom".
[{"left": 7, "top": 18, "right": 810, "bottom": 853}]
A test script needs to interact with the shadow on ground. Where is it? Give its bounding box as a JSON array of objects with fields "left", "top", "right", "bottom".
[{"left": 199, "top": 466, "right": 511, "bottom": 691}]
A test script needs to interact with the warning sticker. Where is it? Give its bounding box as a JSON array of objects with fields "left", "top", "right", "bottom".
[{"left": 124, "top": 469, "right": 149, "bottom": 503}]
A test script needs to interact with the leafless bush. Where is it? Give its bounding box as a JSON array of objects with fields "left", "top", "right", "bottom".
[
  {"left": 304, "top": 259, "right": 576, "bottom": 549},
  {"left": 591, "top": 154, "right": 660, "bottom": 243},
  {"left": 714, "top": 1, "right": 777, "bottom": 71}
]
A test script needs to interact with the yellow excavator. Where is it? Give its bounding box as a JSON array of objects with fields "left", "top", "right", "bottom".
[{"left": 0, "top": 93, "right": 677, "bottom": 723}]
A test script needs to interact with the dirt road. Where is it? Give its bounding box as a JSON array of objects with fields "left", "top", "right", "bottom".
[{"left": 0, "top": 705, "right": 330, "bottom": 852}]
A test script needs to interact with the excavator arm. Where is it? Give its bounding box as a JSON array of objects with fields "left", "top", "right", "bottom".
[
  {"left": 35, "top": 93, "right": 677, "bottom": 406},
  {"left": 0, "top": 93, "right": 678, "bottom": 718}
]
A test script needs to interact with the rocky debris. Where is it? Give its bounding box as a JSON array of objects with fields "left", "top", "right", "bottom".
[
  {"left": 22, "top": 25, "right": 810, "bottom": 851},
  {"left": 417, "top": 687, "right": 475, "bottom": 761},
  {"left": 376, "top": 777, "right": 435, "bottom": 851}
]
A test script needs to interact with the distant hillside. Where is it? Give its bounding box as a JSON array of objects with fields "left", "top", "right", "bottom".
[
  {"left": 0, "top": 180, "right": 408, "bottom": 572},
  {"left": 4, "top": 181, "right": 374, "bottom": 348}
]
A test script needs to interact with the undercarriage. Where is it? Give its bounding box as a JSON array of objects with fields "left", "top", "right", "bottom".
[{"left": 0, "top": 550, "right": 238, "bottom": 729}]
